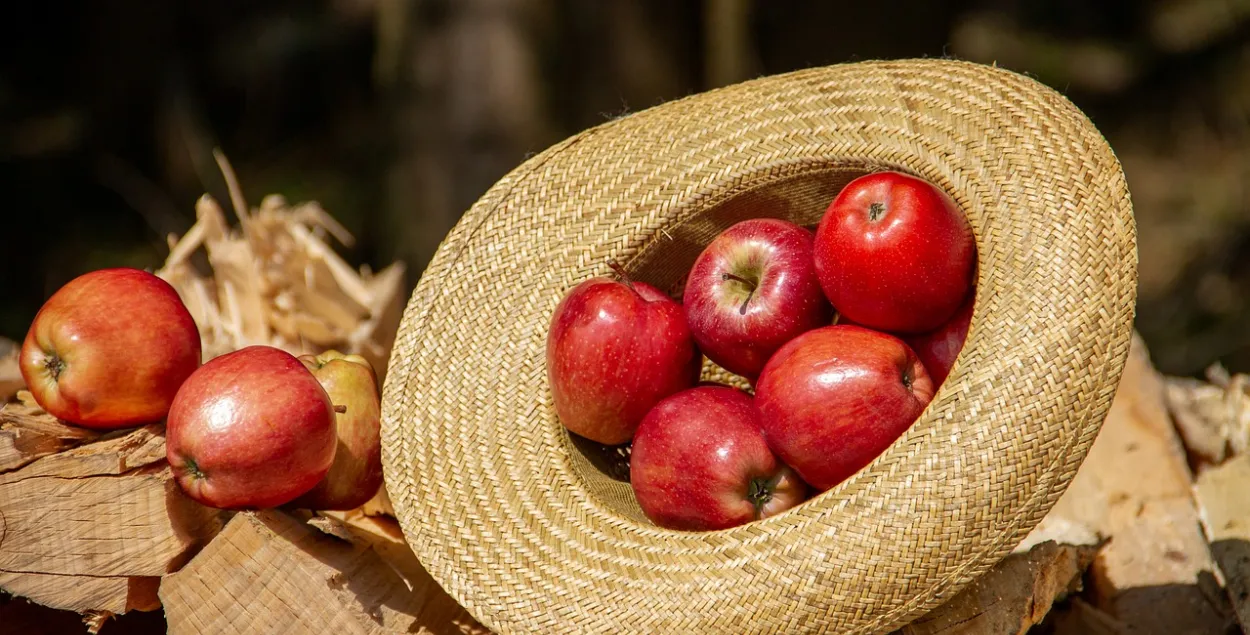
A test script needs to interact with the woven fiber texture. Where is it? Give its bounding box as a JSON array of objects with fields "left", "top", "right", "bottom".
[{"left": 380, "top": 58, "right": 1138, "bottom": 634}]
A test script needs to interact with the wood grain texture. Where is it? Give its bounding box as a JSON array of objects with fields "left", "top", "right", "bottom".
[
  {"left": 0, "top": 409, "right": 224, "bottom": 618},
  {"left": 161, "top": 510, "right": 487, "bottom": 635}
]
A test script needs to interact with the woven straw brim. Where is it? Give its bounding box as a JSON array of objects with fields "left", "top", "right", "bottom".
[{"left": 380, "top": 58, "right": 1138, "bottom": 634}]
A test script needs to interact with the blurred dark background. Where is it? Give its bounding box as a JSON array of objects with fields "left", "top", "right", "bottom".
[{"left": 2, "top": 0, "right": 1248, "bottom": 378}]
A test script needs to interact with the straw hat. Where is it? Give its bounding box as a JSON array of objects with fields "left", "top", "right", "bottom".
[{"left": 380, "top": 58, "right": 1138, "bottom": 634}]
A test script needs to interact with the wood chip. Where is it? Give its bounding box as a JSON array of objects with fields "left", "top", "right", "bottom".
[
  {"left": 0, "top": 337, "right": 22, "bottom": 403},
  {"left": 1165, "top": 366, "right": 1250, "bottom": 469},
  {"left": 0, "top": 403, "right": 101, "bottom": 473},
  {"left": 154, "top": 158, "right": 406, "bottom": 379}
]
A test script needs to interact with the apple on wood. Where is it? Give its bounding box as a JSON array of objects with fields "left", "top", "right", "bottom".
[
  {"left": 291, "top": 350, "right": 385, "bottom": 511},
  {"left": 904, "top": 293, "right": 975, "bottom": 387},
  {"left": 547, "top": 263, "right": 701, "bottom": 445},
  {"left": 682, "top": 218, "right": 832, "bottom": 381},
  {"left": 813, "top": 171, "right": 976, "bottom": 334},
  {"left": 755, "top": 324, "right": 935, "bottom": 492},
  {"left": 19, "top": 267, "right": 202, "bottom": 429},
  {"left": 630, "top": 384, "right": 808, "bottom": 531},
  {"left": 166, "top": 345, "right": 338, "bottom": 510}
]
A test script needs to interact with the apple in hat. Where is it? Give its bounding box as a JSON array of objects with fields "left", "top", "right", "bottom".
[
  {"left": 905, "top": 293, "right": 974, "bottom": 387},
  {"left": 166, "top": 345, "right": 338, "bottom": 510},
  {"left": 630, "top": 384, "right": 808, "bottom": 531},
  {"left": 547, "top": 264, "right": 701, "bottom": 445},
  {"left": 755, "top": 324, "right": 935, "bottom": 491},
  {"left": 19, "top": 267, "right": 201, "bottom": 429},
  {"left": 682, "top": 218, "right": 832, "bottom": 380},
  {"left": 813, "top": 171, "right": 975, "bottom": 334}
]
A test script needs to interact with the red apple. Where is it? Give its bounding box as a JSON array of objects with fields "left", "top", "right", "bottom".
[
  {"left": 166, "top": 345, "right": 338, "bottom": 510},
  {"left": 547, "top": 266, "right": 701, "bottom": 445},
  {"left": 905, "top": 293, "right": 974, "bottom": 387},
  {"left": 19, "top": 267, "right": 201, "bottom": 429},
  {"left": 755, "top": 324, "right": 935, "bottom": 491},
  {"left": 813, "top": 171, "right": 975, "bottom": 333},
  {"left": 630, "top": 385, "right": 808, "bottom": 531},
  {"left": 682, "top": 218, "right": 832, "bottom": 380},
  {"left": 290, "top": 350, "right": 384, "bottom": 511}
]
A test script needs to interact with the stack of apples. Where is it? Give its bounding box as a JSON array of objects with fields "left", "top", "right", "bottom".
[
  {"left": 547, "top": 171, "right": 977, "bottom": 531},
  {"left": 17, "top": 267, "right": 384, "bottom": 512}
]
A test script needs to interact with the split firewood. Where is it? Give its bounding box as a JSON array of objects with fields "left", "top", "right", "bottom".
[
  {"left": 1031, "top": 332, "right": 1234, "bottom": 634},
  {"left": 1192, "top": 452, "right": 1250, "bottom": 632},
  {"left": 155, "top": 154, "right": 407, "bottom": 383},
  {"left": 0, "top": 400, "right": 101, "bottom": 473},
  {"left": 1165, "top": 362, "right": 1250, "bottom": 470},
  {"left": 0, "top": 407, "right": 226, "bottom": 625},
  {"left": 161, "top": 510, "right": 487, "bottom": 635},
  {"left": 898, "top": 541, "right": 1099, "bottom": 635}
]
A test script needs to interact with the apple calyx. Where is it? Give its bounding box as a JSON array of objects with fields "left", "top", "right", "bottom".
[
  {"left": 747, "top": 473, "right": 781, "bottom": 518},
  {"left": 901, "top": 366, "right": 913, "bottom": 390},
  {"left": 43, "top": 351, "right": 65, "bottom": 382},
  {"left": 720, "top": 272, "right": 758, "bottom": 315},
  {"left": 868, "top": 202, "right": 886, "bottom": 222},
  {"left": 183, "top": 456, "right": 206, "bottom": 481}
]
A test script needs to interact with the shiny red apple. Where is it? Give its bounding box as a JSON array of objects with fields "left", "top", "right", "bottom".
[
  {"left": 905, "top": 293, "right": 975, "bottom": 387},
  {"left": 166, "top": 345, "right": 338, "bottom": 510},
  {"left": 630, "top": 384, "right": 808, "bottom": 531},
  {"left": 291, "top": 350, "right": 384, "bottom": 511},
  {"left": 19, "top": 267, "right": 202, "bottom": 429},
  {"left": 682, "top": 218, "right": 832, "bottom": 380},
  {"left": 755, "top": 324, "right": 935, "bottom": 491},
  {"left": 547, "top": 266, "right": 701, "bottom": 445},
  {"left": 814, "top": 171, "right": 976, "bottom": 334}
]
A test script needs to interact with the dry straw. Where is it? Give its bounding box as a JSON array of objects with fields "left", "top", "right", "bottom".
[{"left": 380, "top": 58, "right": 1138, "bottom": 634}]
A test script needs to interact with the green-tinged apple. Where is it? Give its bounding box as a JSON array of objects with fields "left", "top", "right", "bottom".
[
  {"left": 630, "top": 384, "right": 808, "bottom": 531},
  {"left": 166, "top": 345, "right": 337, "bottom": 510},
  {"left": 814, "top": 171, "right": 975, "bottom": 333},
  {"left": 291, "top": 350, "right": 384, "bottom": 511},
  {"left": 547, "top": 264, "right": 702, "bottom": 445},
  {"left": 20, "top": 267, "right": 201, "bottom": 429},
  {"left": 755, "top": 325, "right": 935, "bottom": 492},
  {"left": 682, "top": 218, "right": 832, "bottom": 381}
]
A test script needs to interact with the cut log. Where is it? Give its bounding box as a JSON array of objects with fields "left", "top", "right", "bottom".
[
  {"left": 161, "top": 510, "right": 489, "bottom": 635},
  {"left": 898, "top": 541, "right": 1099, "bottom": 635},
  {"left": 1192, "top": 452, "right": 1250, "bottom": 632},
  {"left": 1033, "top": 332, "right": 1234, "bottom": 634},
  {"left": 0, "top": 407, "right": 226, "bottom": 621}
]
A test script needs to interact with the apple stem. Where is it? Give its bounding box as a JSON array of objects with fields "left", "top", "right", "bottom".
[
  {"left": 868, "top": 202, "right": 886, "bottom": 222},
  {"left": 333, "top": 405, "right": 348, "bottom": 414},
  {"left": 607, "top": 259, "right": 638, "bottom": 294},
  {"left": 43, "top": 352, "right": 65, "bottom": 382},
  {"left": 721, "top": 273, "right": 757, "bottom": 316}
]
